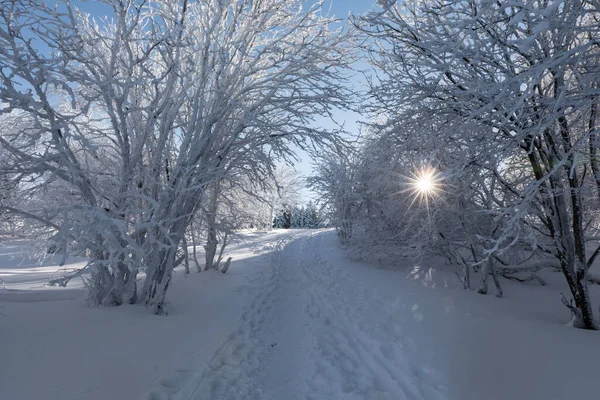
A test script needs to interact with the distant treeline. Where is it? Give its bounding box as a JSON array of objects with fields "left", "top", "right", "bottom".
[{"left": 273, "top": 202, "right": 323, "bottom": 229}]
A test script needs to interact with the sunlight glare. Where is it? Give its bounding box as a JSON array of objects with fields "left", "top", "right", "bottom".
[
  {"left": 415, "top": 173, "right": 434, "bottom": 194},
  {"left": 400, "top": 166, "right": 443, "bottom": 210}
]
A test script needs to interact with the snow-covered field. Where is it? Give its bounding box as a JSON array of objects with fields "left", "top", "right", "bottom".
[{"left": 1, "top": 229, "right": 599, "bottom": 400}]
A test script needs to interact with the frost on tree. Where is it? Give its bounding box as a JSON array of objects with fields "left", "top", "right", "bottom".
[
  {"left": 309, "top": 152, "right": 359, "bottom": 243},
  {"left": 0, "top": 0, "right": 353, "bottom": 313},
  {"left": 355, "top": 0, "right": 600, "bottom": 329}
]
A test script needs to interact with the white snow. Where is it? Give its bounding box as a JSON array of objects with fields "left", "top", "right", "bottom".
[{"left": 1, "top": 229, "right": 599, "bottom": 400}]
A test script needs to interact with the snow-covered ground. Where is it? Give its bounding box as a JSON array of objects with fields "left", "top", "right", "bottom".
[{"left": 1, "top": 229, "right": 599, "bottom": 400}]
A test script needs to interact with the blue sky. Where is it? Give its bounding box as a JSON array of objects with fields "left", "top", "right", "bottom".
[
  {"left": 73, "top": 0, "right": 377, "bottom": 21},
  {"left": 294, "top": 1, "right": 375, "bottom": 197},
  {"left": 328, "top": 0, "right": 377, "bottom": 16},
  {"left": 71, "top": 0, "right": 378, "bottom": 201}
]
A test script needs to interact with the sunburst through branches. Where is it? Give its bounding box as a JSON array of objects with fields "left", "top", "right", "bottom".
[{"left": 400, "top": 166, "right": 444, "bottom": 210}]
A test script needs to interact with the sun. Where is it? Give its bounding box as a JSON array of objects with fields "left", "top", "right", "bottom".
[
  {"left": 415, "top": 172, "right": 435, "bottom": 194},
  {"left": 400, "top": 166, "right": 443, "bottom": 209}
]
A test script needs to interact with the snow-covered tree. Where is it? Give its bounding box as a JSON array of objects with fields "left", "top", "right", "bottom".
[
  {"left": 305, "top": 201, "right": 320, "bottom": 228},
  {"left": 309, "top": 152, "right": 360, "bottom": 243},
  {"left": 0, "top": 0, "right": 354, "bottom": 313},
  {"left": 357, "top": 0, "right": 600, "bottom": 328},
  {"left": 254, "top": 167, "right": 305, "bottom": 230},
  {"left": 272, "top": 200, "right": 322, "bottom": 229}
]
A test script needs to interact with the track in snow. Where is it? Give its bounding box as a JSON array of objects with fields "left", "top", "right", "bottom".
[{"left": 182, "top": 230, "right": 447, "bottom": 400}]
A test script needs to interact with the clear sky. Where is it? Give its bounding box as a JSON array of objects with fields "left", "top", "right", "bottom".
[
  {"left": 292, "top": 1, "right": 376, "bottom": 200},
  {"left": 73, "top": 1, "right": 378, "bottom": 24},
  {"left": 327, "top": 0, "right": 377, "bottom": 16}
]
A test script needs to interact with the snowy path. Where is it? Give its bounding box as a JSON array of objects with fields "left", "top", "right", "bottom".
[
  {"left": 5, "top": 229, "right": 599, "bottom": 400},
  {"left": 182, "top": 230, "right": 447, "bottom": 400}
]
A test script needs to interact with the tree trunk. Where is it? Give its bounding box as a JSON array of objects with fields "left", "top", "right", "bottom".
[
  {"left": 463, "top": 261, "right": 470, "bottom": 290},
  {"left": 524, "top": 137, "right": 597, "bottom": 329},
  {"left": 141, "top": 245, "right": 178, "bottom": 314},
  {"left": 204, "top": 230, "right": 218, "bottom": 271},
  {"left": 588, "top": 98, "right": 600, "bottom": 201},
  {"left": 124, "top": 268, "right": 138, "bottom": 304},
  {"left": 140, "top": 212, "right": 191, "bottom": 314},
  {"left": 477, "top": 261, "right": 489, "bottom": 295},
  {"left": 490, "top": 260, "right": 502, "bottom": 298},
  {"left": 566, "top": 151, "right": 597, "bottom": 330},
  {"left": 182, "top": 237, "right": 190, "bottom": 275},
  {"left": 205, "top": 181, "right": 220, "bottom": 270},
  {"left": 190, "top": 223, "right": 202, "bottom": 273},
  {"left": 214, "top": 232, "right": 229, "bottom": 271}
]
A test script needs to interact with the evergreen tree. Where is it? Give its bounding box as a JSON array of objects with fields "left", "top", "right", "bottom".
[{"left": 306, "top": 201, "right": 319, "bottom": 228}]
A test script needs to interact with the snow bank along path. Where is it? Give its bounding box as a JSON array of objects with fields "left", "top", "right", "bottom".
[{"left": 154, "top": 230, "right": 447, "bottom": 400}]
